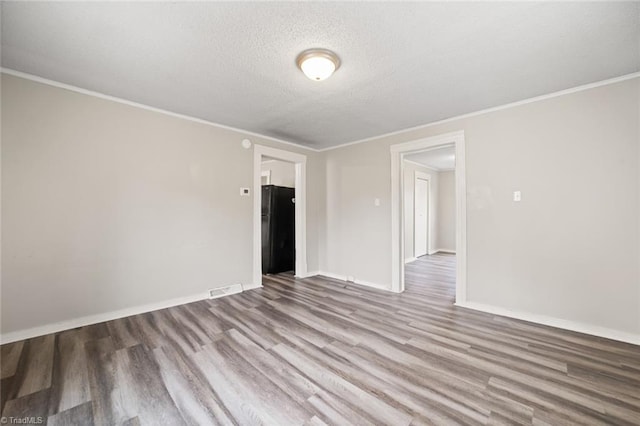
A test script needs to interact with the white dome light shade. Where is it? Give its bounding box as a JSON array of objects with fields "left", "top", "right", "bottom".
[
  {"left": 296, "top": 49, "right": 340, "bottom": 81},
  {"left": 301, "top": 56, "right": 335, "bottom": 81}
]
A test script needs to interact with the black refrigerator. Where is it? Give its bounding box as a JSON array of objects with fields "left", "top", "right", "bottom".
[{"left": 262, "top": 185, "right": 295, "bottom": 274}]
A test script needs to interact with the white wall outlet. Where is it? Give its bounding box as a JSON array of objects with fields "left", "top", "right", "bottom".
[
  {"left": 240, "top": 187, "right": 250, "bottom": 196},
  {"left": 513, "top": 190, "right": 521, "bottom": 202},
  {"left": 346, "top": 276, "right": 355, "bottom": 282}
]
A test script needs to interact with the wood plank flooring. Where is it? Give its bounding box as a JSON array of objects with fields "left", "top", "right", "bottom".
[{"left": 1, "top": 253, "right": 639, "bottom": 425}]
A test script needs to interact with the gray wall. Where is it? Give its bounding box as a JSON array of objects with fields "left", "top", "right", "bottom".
[
  {"left": 1, "top": 74, "right": 324, "bottom": 335},
  {"left": 437, "top": 170, "right": 456, "bottom": 252},
  {"left": 3, "top": 72, "right": 639, "bottom": 339},
  {"left": 322, "top": 77, "right": 640, "bottom": 334},
  {"left": 261, "top": 159, "right": 295, "bottom": 188}
]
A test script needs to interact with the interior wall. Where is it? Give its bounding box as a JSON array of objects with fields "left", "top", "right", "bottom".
[
  {"left": 0, "top": 73, "right": 324, "bottom": 336},
  {"left": 323, "top": 77, "right": 640, "bottom": 335},
  {"left": 437, "top": 170, "right": 456, "bottom": 252},
  {"left": 261, "top": 159, "right": 295, "bottom": 187},
  {"left": 3, "top": 72, "right": 639, "bottom": 340},
  {"left": 403, "top": 161, "right": 439, "bottom": 260}
]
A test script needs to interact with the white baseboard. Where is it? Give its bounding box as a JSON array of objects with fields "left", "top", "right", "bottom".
[
  {"left": 455, "top": 301, "right": 640, "bottom": 346},
  {"left": 0, "top": 284, "right": 260, "bottom": 345},
  {"left": 354, "top": 278, "right": 390, "bottom": 291},
  {"left": 436, "top": 249, "right": 456, "bottom": 254},
  {"left": 409, "top": 250, "right": 455, "bottom": 259},
  {"left": 316, "top": 271, "right": 391, "bottom": 292},
  {"left": 314, "top": 271, "right": 344, "bottom": 281},
  {"left": 296, "top": 270, "right": 320, "bottom": 278},
  {"left": 243, "top": 282, "right": 263, "bottom": 291}
]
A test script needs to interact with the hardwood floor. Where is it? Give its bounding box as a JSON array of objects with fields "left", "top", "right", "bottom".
[{"left": 1, "top": 253, "right": 639, "bottom": 425}]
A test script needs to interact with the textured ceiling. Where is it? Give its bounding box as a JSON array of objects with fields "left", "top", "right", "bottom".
[
  {"left": 2, "top": 2, "right": 638, "bottom": 150},
  {"left": 406, "top": 146, "right": 456, "bottom": 171}
]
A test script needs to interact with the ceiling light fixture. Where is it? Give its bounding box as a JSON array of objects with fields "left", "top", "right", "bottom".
[{"left": 296, "top": 48, "right": 340, "bottom": 81}]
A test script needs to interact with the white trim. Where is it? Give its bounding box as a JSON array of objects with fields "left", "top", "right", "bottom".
[
  {"left": 315, "top": 271, "right": 345, "bottom": 281},
  {"left": 455, "top": 301, "right": 640, "bottom": 346},
  {"left": 403, "top": 159, "right": 441, "bottom": 172},
  {"left": 316, "top": 271, "right": 390, "bottom": 291},
  {"left": 253, "top": 145, "right": 307, "bottom": 287},
  {"left": 404, "top": 257, "right": 417, "bottom": 264},
  {"left": 404, "top": 159, "right": 454, "bottom": 173},
  {"left": 0, "top": 291, "right": 206, "bottom": 344},
  {"left": 436, "top": 249, "right": 456, "bottom": 254},
  {"left": 1, "top": 68, "right": 320, "bottom": 153},
  {"left": 353, "top": 278, "right": 389, "bottom": 291},
  {"left": 6, "top": 69, "right": 637, "bottom": 155},
  {"left": 454, "top": 138, "right": 467, "bottom": 304},
  {"left": 242, "top": 282, "right": 264, "bottom": 291},
  {"left": 390, "top": 131, "right": 466, "bottom": 300},
  {"left": 0, "top": 281, "right": 272, "bottom": 344},
  {"left": 6, "top": 68, "right": 637, "bottom": 155},
  {"left": 299, "top": 270, "right": 320, "bottom": 278},
  {"left": 321, "top": 72, "right": 640, "bottom": 152}
]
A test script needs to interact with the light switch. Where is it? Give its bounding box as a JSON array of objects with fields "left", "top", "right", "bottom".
[
  {"left": 513, "top": 191, "right": 521, "bottom": 202},
  {"left": 240, "top": 187, "right": 250, "bottom": 196},
  {"left": 374, "top": 198, "right": 381, "bottom": 207}
]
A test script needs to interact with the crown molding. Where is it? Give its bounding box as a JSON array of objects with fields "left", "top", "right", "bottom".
[
  {"left": 403, "top": 158, "right": 453, "bottom": 172},
  {"left": 320, "top": 72, "right": 640, "bottom": 152},
  {"left": 1, "top": 68, "right": 321, "bottom": 153},
  {"left": 4, "top": 67, "right": 638, "bottom": 154}
]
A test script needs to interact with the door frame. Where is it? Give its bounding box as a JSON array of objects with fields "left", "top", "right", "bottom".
[
  {"left": 414, "top": 171, "right": 431, "bottom": 258},
  {"left": 253, "top": 145, "right": 308, "bottom": 287},
  {"left": 390, "top": 130, "right": 466, "bottom": 301}
]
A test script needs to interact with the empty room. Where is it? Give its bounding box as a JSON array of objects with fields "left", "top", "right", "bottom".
[{"left": 1, "top": 2, "right": 639, "bottom": 425}]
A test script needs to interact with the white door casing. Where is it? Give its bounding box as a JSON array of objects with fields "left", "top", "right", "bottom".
[
  {"left": 253, "top": 145, "right": 308, "bottom": 288},
  {"left": 390, "top": 130, "right": 466, "bottom": 301}
]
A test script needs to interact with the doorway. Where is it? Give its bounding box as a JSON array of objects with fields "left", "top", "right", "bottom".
[
  {"left": 390, "top": 131, "right": 467, "bottom": 302},
  {"left": 261, "top": 157, "right": 296, "bottom": 276},
  {"left": 252, "top": 145, "right": 308, "bottom": 288}
]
